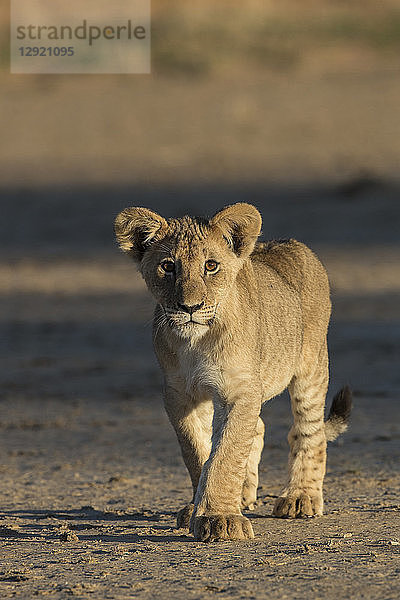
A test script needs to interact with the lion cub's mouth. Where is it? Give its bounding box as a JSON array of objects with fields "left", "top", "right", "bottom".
[{"left": 163, "top": 304, "right": 217, "bottom": 330}]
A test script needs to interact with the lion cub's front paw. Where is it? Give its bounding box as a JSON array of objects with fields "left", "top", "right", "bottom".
[
  {"left": 193, "top": 514, "right": 254, "bottom": 542},
  {"left": 176, "top": 503, "right": 194, "bottom": 529},
  {"left": 273, "top": 491, "right": 323, "bottom": 518}
]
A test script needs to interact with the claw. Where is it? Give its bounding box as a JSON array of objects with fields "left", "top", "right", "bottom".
[
  {"left": 193, "top": 514, "right": 254, "bottom": 542},
  {"left": 273, "top": 491, "right": 323, "bottom": 518}
]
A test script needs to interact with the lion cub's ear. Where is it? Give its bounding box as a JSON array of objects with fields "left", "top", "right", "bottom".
[
  {"left": 210, "top": 203, "right": 262, "bottom": 258},
  {"left": 115, "top": 207, "right": 167, "bottom": 261}
]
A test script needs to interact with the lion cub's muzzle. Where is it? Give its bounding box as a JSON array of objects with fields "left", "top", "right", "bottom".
[{"left": 163, "top": 303, "right": 218, "bottom": 329}]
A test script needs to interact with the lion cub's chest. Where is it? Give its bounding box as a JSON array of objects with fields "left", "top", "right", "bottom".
[
  {"left": 176, "top": 345, "right": 254, "bottom": 400},
  {"left": 176, "top": 346, "right": 223, "bottom": 396}
]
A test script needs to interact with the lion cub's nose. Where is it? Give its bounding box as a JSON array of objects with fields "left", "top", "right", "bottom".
[{"left": 177, "top": 301, "right": 205, "bottom": 314}]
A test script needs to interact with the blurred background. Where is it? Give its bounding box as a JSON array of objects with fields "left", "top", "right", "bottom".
[{"left": 1, "top": 0, "right": 400, "bottom": 407}]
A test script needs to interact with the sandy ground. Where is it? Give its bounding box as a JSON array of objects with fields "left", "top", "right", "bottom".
[
  {"left": 1, "top": 69, "right": 400, "bottom": 187},
  {"left": 1, "top": 183, "right": 400, "bottom": 599}
]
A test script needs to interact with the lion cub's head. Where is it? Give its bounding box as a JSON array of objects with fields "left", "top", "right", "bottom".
[{"left": 115, "top": 203, "right": 262, "bottom": 340}]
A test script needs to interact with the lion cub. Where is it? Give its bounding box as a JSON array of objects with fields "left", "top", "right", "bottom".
[{"left": 115, "top": 203, "right": 351, "bottom": 542}]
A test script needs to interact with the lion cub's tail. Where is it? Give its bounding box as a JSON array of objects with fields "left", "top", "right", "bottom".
[{"left": 325, "top": 386, "right": 352, "bottom": 442}]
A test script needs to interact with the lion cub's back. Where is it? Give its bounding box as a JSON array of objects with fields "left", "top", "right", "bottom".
[
  {"left": 251, "top": 239, "right": 329, "bottom": 298},
  {"left": 251, "top": 238, "right": 331, "bottom": 353}
]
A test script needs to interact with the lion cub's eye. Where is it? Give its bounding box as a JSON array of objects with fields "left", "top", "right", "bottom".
[
  {"left": 160, "top": 259, "right": 175, "bottom": 273},
  {"left": 205, "top": 260, "right": 219, "bottom": 274}
]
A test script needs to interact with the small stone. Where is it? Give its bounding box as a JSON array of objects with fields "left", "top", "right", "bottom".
[
  {"left": 0, "top": 526, "right": 21, "bottom": 538},
  {"left": 59, "top": 531, "right": 79, "bottom": 542}
]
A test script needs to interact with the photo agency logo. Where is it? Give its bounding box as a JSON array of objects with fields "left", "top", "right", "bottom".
[{"left": 10, "top": 0, "right": 150, "bottom": 74}]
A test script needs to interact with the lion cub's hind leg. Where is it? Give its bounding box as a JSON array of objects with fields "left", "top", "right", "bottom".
[
  {"left": 273, "top": 349, "right": 329, "bottom": 518},
  {"left": 241, "top": 417, "right": 265, "bottom": 510}
]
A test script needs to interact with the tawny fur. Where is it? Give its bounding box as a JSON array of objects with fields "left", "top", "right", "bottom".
[{"left": 115, "top": 203, "right": 351, "bottom": 542}]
